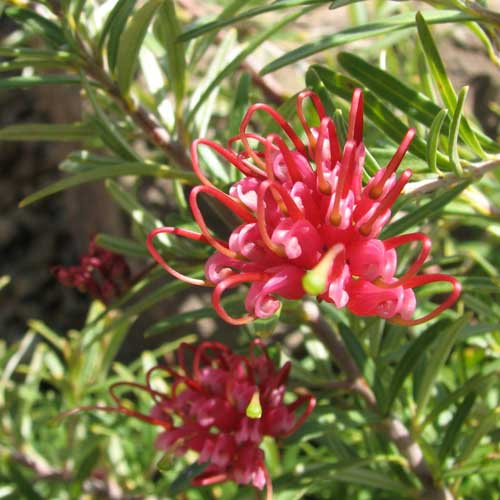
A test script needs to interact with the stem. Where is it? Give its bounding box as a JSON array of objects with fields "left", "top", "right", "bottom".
[
  {"left": 303, "top": 301, "right": 454, "bottom": 499},
  {"left": 404, "top": 156, "right": 500, "bottom": 196},
  {"left": 84, "top": 61, "right": 192, "bottom": 171}
]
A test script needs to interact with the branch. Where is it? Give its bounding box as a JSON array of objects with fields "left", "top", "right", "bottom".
[
  {"left": 404, "top": 156, "right": 500, "bottom": 196},
  {"left": 303, "top": 302, "right": 454, "bottom": 500}
]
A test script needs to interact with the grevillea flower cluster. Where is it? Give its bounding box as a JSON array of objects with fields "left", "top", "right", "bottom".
[
  {"left": 147, "top": 89, "right": 461, "bottom": 325},
  {"left": 84, "top": 340, "right": 314, "bottom": 497},
  {"left": 52, "top": 237, "right": 131, "bottom": 305}
]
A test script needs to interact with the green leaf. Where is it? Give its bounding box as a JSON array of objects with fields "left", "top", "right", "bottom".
[
  {"left": 82, "top": 74, "right": 139, "bottom": 161},
  {"left": 338, "top": 325, "right": 386, "bottom": 407},
  {"left": 27, "top": 320, "right": 65, "bottom": 353},
  {"left": 310, "top": 65, "right": 445, "bottom": 167},
  {"left": 145, "top": 307, "right": 215, "bottom": 337},
  {"left": 19, "top": 162, "right": 177, "bottom": 207},
  {"left": 0, "top": 58, "right": 75, "bottom": 72},
  {"left": 154, "top": 0, "right": 186, "bottom": 107},
  {"left": 168, "top": 462, "right": 209, "bottom": 495},
  {"left": 415, "top": 315, "right": 470, "bottom": 422},
  {"left": 179, "top": 0, "right": 328, "bottom": 41},
  {"left": 228, "top": 72, "right": 251, "bottom": 138},
  {"left": 0, "top": 75, "right": 82, "bottom": 89},
  {"left": 81, "top": 275, "right": 201, "bottom": 348},
  {"left": 427, "top": 109, "right": 448, "bottom": 174},
  {"left": 7, "top": 461, "right": 44, "bottom": 500},
  {"left": 381, "top": 181, "right": 470, "bottom": 239},
  {"left": 456, "top": 410, "right": 498, "bottom": 464},
  {"left": 438, "top": 392, "right": 476, "bottom": 463},
  {"left": 0, "top": 47, "right": 73, "bottom": 59},
  {"left": 190, "top": 28, "right": 237, "bottom": 137},
  {"left": 261, "top": 10, "right": 476, "bottom": 75},
  {"left": 448, "top": 86, "right": 468, "bottom": 175},
  {"left": 105, "top": 179, "right": 165, "bottom": 236},
  {"left": 187, "top": 4, "right": 317, "bottom": 122},
  {"left": 415, "top": 12, "right": 485, "bottom": 156},
  {"left": 5, "top": 6, "right": 65, "bottom": 48},
  {"left": 187, "top": 0, "right": 251, "bottom": 66},
  {"left": 95, "top": 233, "right": 149, "bottom": 258},
  {"left": 115, "top": 0, "right": 162, "bottom": 95},
  {"left": 0, "top": 123, "right": 93, "bottom": 141},
  {"left": 338, "top": 51, "right": 444, "bottom": 128},
  {"left": 102, "top": 0, "right": 138, "bottom": 70},
  {"left": 384, "top": 322, "right": 442, "bottom": 414}
]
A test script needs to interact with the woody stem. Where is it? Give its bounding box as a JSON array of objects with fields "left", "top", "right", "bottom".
[{"left": 303, "top": 301, "right": 453, "bottom": 500}]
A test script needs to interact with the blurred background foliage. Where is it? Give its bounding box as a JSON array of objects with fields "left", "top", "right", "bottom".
[{"left": 0, "top": 0, "right": 499, "bottom": 498}]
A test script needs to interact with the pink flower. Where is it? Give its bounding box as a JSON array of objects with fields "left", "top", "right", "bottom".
[
  {"left": 147, "top": 90, "right": 460, "bottom": 325},
  {"left": 52, "top": 237, "right": 131, "bottom": 305},
  {"left": 88, "top": 340, "right": 315, "bottom": 498}
]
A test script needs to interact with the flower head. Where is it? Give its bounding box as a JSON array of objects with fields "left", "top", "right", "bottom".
[
  {"left": 148, "top": 89, "right": 460, "bottom": 325},
  {"left": 52, "top": 237, "right": 131, "bottom": 305},
  {"left": 85, "top": 340, "right": 315, "bottom": 498}
]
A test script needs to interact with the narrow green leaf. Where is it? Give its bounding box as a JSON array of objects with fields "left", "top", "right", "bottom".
[
  {"left": 228, "top": 72, "right": 251, "bottom": 138},
  {"left": 5, "top": 7, "right": 65, "bottom": 48},
  {"left": 339, "top": 325, "right": 386, "bottom": 407},
  {"left": 187, "top": 5, "right": 317, "bottom": 122},
  {"left": 438, "top": 393, "right": 476, "bottom": 463},
  {"left": 19, "top": 162, "right": 176, "bottom": 207},
  {"left": 115, "top": 0, "right": 162, "bottom": 95},
  {"left": 82, "top": 75, "right": 139, "bottom": 161},
  {"left": 381, "top": 181, "right": 470, "bottom": 239},
  {"left": 415, "top": 12, "right": 485, "bottom": 156},
  {"left": 155, "top": 0, "right": 186, "bottom": 106},
  {"left": 95, "top": 233, "right": 149, "bottom": 258},
  {"left": 0, "top": 75, "right": 82, "bottom": 89},
  {"left": 262, "top": 11, "right": 476, "bottom": 75},
  {"left": 311, "top": 66, "right": 446, "bottom": 167},
  {"left": 444, "top": 457, "right": 500, "bottom": 479},
  {"left": 0, "top": 59, "right": 75, "bottom": 72},
  {"left": 0, "top": 47, "right": 73, "bottom": 59},
  {"left": 422, "top": 372, "right": 498, "bottom": 428},
  {"left": 190, "top": 28, "right": 237, "bottom": 137},
  {"left": 188, "top": 0, "right": 251, "bottom": 66},
  {"left": 81, "top": 274, "right": 201, "bottom": 348},
  {"left": 105, "top": 179, "right": 165, "bottom": 235},
  {"left": 27, "top": 320, "right": 65, "bottom": 352},
  {"left": 145, "top": 307, "right": 215, "bottom": 337},
  {"left": 102, "top": 0, "right": 138, "bottom": 69},
  {"left": 384, "top": 322, "right": 442, "bottom": 414},
  {"left": 338, "top": 52, "right": 444, "bottom": 127},
  {"left": 415, "top": 315, "right": 470, "bottom": 421},
  {"left": 427, "top": 109, "right": 448, "bottom": 174},
  {"left": 448, "top": 86, "right": 468, "bottom": 176},
  {"left": 327, "top": 467, "right": 409, "bottom": 495},
  {"left": 456, "top": 410, "right": 498, "bottom": 464},
  {"left": 59, "top": 151, "right": 124, "bottom": 173},
  {"left": 7, "top": 461, "right": 44, "bottom": 500},
  {"left": 179, "top": 0, "right": 327, "bottom": 41},
  {"left": 0, "top": 123, "right": 93, "bottom": 141}
]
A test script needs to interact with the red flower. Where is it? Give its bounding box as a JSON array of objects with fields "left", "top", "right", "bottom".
[
  {"left": 84, "top": 340, "right": 315, "bottom": 498},
  {"left": 148, "top": 89, "right": 460, "bottom": 325},
  {"left": 52, "top": 237, "right": 131, "bottom": 305}
]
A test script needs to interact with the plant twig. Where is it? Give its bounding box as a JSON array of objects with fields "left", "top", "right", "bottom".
[
  {"left": 303, "top": 301, "right": 454, "bottom": 500},
  {"left": 404, "top": 156, "right": 500, "bottom": 196}
]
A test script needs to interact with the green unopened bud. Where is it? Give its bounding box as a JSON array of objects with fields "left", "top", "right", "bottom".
[
  {"left": 246, "top": 391, "right": 262, "bottom": 419},
  {"left": 302, "top": 244, "right": 344, "bottom": 295}
]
